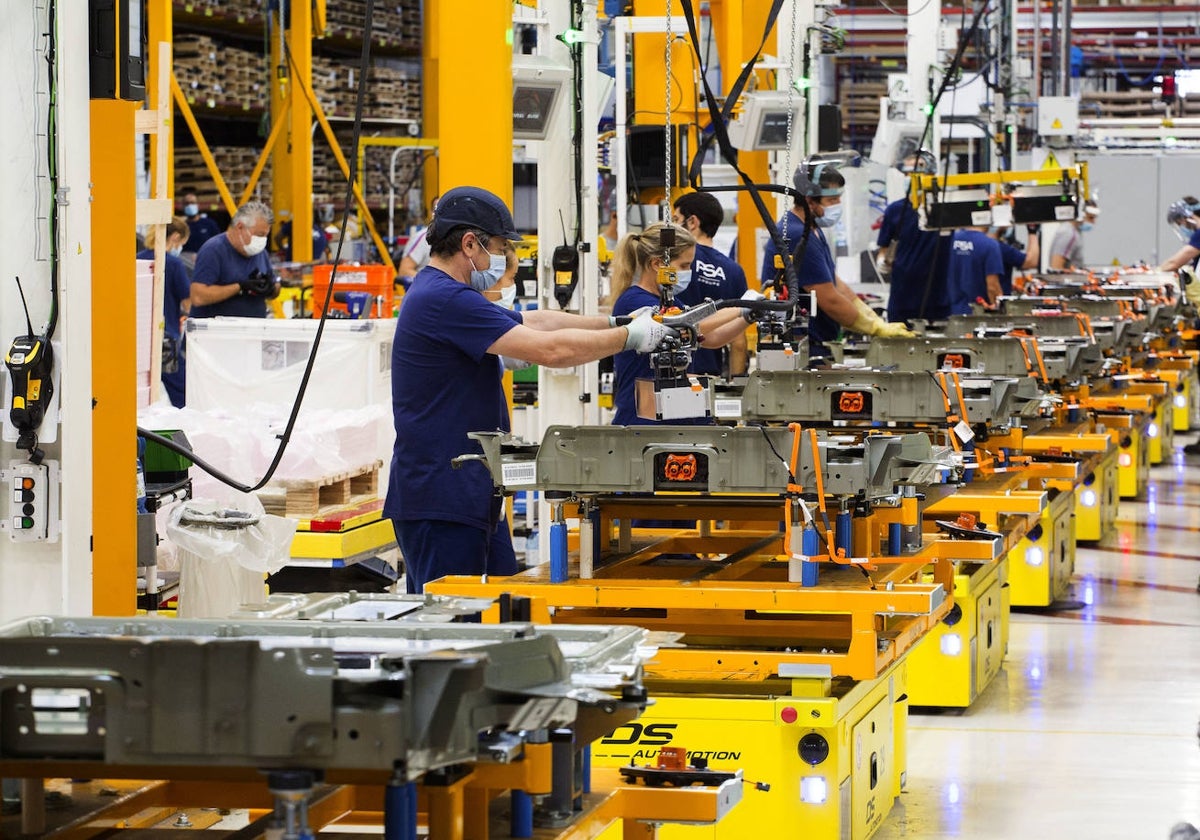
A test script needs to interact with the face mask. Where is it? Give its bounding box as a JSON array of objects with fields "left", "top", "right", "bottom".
[
  {"left": 469, "top": 241, "right": 507, "bottom": 291},
  {"left": 168, "top": 245, "right": 183, "bottom": 257},
  {"left": 1080, "top": 221, "right": 1094, "bottom": 232},
  {"left": 243, "top": 234, "right": 268, "bottom": 257},
  {"left": 673, "top": 269, "right": 692, "bottom": 295},
  {"left": 184, "top": 203, "right": 199, "bottom": 217},
  {"left": 817, "top": 204, "right": 842, "bottom": 229},
  {"left": 495, "top": 285, "right": 517, "bottom": 309}
]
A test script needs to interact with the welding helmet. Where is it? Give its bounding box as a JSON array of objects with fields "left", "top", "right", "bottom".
[
  {"left": 896, "top": 149, "right": 937, "bottom": 175},
  {"left": 793, "top": 163, "right": 845, "bottom": 200},
  {"left": 1167, "top": 200, "right": 1198, "bottom": 241}
]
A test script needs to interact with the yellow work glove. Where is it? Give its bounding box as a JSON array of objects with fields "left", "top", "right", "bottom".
[
  {"left": 1181, "top": 266, "right": 1200, "bottom": 304},
  {"left": 876, "top": 321, "right": 916, "bottom": 338},
  {"left": 848, "top": 296, "right": 888, "bottom": 336}
]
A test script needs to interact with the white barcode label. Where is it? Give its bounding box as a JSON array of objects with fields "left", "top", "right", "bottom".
[
  {"left": 714, "top": 398, "right": 743, "bottom": 418},
  {"left": 1055, "top": 206, "right": 1076, "bottom": 220},
  {"left": 335, "top": 271, "right": 369, "bottom": 284},
  {"left": 971, "top": 210, "right": 992, "bottom": 226},
  {"left": 502, "top": 462, "right": 538, "bottom": 486},
  {"left": 954, "top": 420, "right": 975, "bottom": 443}
]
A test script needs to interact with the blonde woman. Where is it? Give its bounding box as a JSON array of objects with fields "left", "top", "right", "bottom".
[
  {"left": 137, "top": 217, "right": 191, "bottom": 406},
  {"left": 609, "top": 222, "right": 751, "bottom": 426}
]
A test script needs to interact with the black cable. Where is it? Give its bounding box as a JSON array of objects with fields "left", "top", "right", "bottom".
[
  {"left": 44, "top": 0, "right": 59, "bottom": 341},
  {"left": 756, "top": 424, "right": 796, "bottom": 486},
  {"left": 138, "top": 0, "right": 379, "bottom": 494},
  {"left": 571, "top": 0, "right": 584, "bottom": 243}
]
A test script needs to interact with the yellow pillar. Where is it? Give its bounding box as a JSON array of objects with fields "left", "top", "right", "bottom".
[
  {"left": 90, "top": 100, "right": 139, "bottom": 617},
  {"left": 423, "top": 0, "right": 512, "bottom": 204},
  {"left": 711, "top": 0, "right": 778, "bottom": 287},
  {"left": 147, "top": 0, "right": 173, "bottom": 204},
  {"left": 270, "top": 3, "right": 314, "bottom": 261}
]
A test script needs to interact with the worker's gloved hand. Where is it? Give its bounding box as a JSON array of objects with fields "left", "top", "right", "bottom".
[
  {"left": 610, "top": 305, "right": 653, "bottom": 327},
  {"left": 740, "top": 288, "right": 765, "bottom": 323},
  {"left": 1180, "top": 266, "right": 1200, "bottom": 304},
  {"left": 1026, "top": 224, "right": 1041, "bottom": 236},
  {"left": 848, "top": 295, "right": 888, "bottom": 336},
  {"left": 501, "top": 355, "right": 532, "bottom": 372},
  {"left": 240, "top": 270, "right": 278, "bottom": 298},
  {"left": 623, "top": 310, "right": 675, "bottom": 353},
  {"left": 876, "top": 321, "right": 916, "bottom": 338}
]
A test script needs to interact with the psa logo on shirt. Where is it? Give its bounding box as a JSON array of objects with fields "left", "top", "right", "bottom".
[
  {"left": 694, "top": 259, "right": 726, "bottom": 287},
  {"left": 952, "top": 239, "right": 975, "bottom": 254}
]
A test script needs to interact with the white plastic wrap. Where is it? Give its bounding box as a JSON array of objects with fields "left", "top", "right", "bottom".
[{"left": 167, "top": 496, "right": 297, "bottom": 619}]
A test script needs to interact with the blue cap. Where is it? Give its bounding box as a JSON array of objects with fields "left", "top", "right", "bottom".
[{"left": 428, "top": 186, "right": 522, "bottom": 242}]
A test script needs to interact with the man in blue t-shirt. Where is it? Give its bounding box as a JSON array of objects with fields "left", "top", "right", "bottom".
[
  {"left": 946, "top": 225, "right": 1005, "bottom": 315},
  {"left": 759, "top": 164, "right": 913, "bottom": 355},
  {"left": 877, "top": 199, "right": 952, "bottom": 321},
  {"left": 992, "top": 224, "right": 1041, "bottom": 295},
  {"left": 1161, "top": 201, "right": 1200, "bottom": 272},
  {"left": 180, "top": 190, "right": 221, "bottom": 256},
  {"left": 672, "top": 191, "right": 749, "bottom": 376},
  {"left": 189, "top": 200, "right": 278, "bottom": 318},
  {"left": 384, "top": 186, "right": 671, "bottom": 593}
]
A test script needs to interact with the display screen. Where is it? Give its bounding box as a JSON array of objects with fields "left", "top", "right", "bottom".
[
  {"left": 513, "top": 85, "right": 560, "bottom": 139},
  {"left": 756, "top": 111, "right": 792, "bottom": 148}
]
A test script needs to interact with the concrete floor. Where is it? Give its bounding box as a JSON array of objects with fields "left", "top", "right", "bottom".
[{"left": 878, "top": 442, "right": 1200, "bottom": 839}]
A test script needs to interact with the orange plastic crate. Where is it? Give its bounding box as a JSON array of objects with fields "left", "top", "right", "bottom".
[{"left": 310, "top": 263, "right": 396, "bottom": 318}]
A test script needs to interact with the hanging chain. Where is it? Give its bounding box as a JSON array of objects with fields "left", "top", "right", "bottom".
[
  {"left": 663, "top": 0, "right": 673, "bottom": 218},
  {"left": 782, "top": 0, "right": 800, "bottom": 252}
]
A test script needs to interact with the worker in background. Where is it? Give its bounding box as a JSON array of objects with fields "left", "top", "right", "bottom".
[
  {"left": 385, "top": 186, "right": 672, "bottom": 593},
  {"left": 275, "top": 219, "right": 329, "bottom": 262},
  {"left": 608, "top": 222, "right": 752, "bottom": 426},
  {"left": 876, "top": 152, "right": 952, "bottom": 322},
  {"left": 396, "top": 195, "right": 438, "bottom": 288},
  {"left": 1160, "top": 199, "right": 1200, "bottom": 272},
  {"left": 946, "top": 222, "right": 1006, "bottom": 315},
  {"left": 672, "top": 191, "right": 749, "bottom": 376},
  {"left": 990, "top": 222, "right": 1041, "bottom": 295},
  {"left": 189, "top": 200, "right": 279, "bottom": 318},
  {"left": 136, "top": 217, "right": 191, "bottom": 407},
  {"left": 179, "top": 189, "right": 221, "bottom": 270},
  {"left": 1047, "top": 201, "right": 1099, "bottom": 270},
  {"left": 760, "top": 164, "right": 913, "bottom": 356}
]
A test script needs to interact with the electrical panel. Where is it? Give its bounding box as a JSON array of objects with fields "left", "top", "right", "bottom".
[{"left": 5, "top": 459, "right": 60, "bottom": 543}]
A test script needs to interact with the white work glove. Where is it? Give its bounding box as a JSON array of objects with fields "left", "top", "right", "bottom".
[
  {"left": 609, "top": 305, "right": 653, "bottom": 327},
  {"left": 740, "top": 288, "right": 765, "bottom": 323},
  {"left": 623, "top": 310, "right": 674, "bottom": 353},
  {"left": 501, "top": 355, "right": 532, "bottom": 371}
]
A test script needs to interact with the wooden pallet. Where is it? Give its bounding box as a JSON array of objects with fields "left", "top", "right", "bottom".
[{"left": 257, "top": 461, "right": 383, "bottom": 519}]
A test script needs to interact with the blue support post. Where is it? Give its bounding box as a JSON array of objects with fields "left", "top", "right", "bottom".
[
  {"left": 384, "top": 781, "right": 417, "bottom": 840},
  {"left": 835, "top": 510, "right": 853, "bottom": 558},
  {"left": 550, "top": 520, "right": 568, "bottom": 582},
  {"left": 889, "top": 522, "right": 903, "bottom": 556},
  {"left": 510, "top": 790, "right": 533, "bottom": 838},
  {"left": 801, "top": 525, "right": 819, "bottom": 587}
]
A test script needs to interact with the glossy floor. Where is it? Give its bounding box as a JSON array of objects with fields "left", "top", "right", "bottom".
[{"left": 878, "top": 443, "right": 1200, "bottom": 839}]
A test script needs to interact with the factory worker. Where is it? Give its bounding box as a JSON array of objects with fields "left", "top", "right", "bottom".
[
  {"left": 608, "top": 222, "right": 750, "bottom": 426},
  {"left": 946, "top": 223, "right": 1006, "bottom": 315},
  {"left": 760, "top": 164, "right": 913, "bottom": 355},
  {"left": 1048, "top": 201, "right": 1099, "bottom": 270},
  {"left": 1160, "top": 199, "right": 1200, "bottom": 272},
  {"left": 672, "top": 191, "right": 749, "bottom": 377},
  {"left": 989, "top": 222, "right": 1041, "bottom": 295},
  {"left": 877, "top": 152, "right": 952, "bottom": 322},
  {"left": 189, "top": 200, "right": 279, "bottom": 318},
  {"left": 136, "top": 217, "right": 191, "bottom": 407},
  {"left": 179, "top": 189, "right": 221, "bottom": 265},
  {"left": 385, "top": 186, "right": 672, "bottom": 593}
]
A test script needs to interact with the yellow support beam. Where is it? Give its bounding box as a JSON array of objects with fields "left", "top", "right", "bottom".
[
  {"left": 171, "top": 75, "right": 237, "bottom": 215},
  {"left": 270, "top": 3, "right": 314, "bottom": 262},
  {"left": 90, "top": 99, "right": 140, "bottom": 617},
  {"left": 239, "top": 97, "right": 292, "bottom": 208},
  {"left": 424, "top": 0, "right": 512, "bottom": 204}
]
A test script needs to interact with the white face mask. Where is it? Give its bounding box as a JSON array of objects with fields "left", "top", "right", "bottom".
[
  {"left": 817, "top": 204, "right": 842, "bottom": 229},
  {"left": 243, "top": 233, "right": 268, "bottom": 257},
  {"left": 495, "top": 285, "right": 517, "bottom": 309},
  {"left": 673, "top": 268, "right": 692, "bottom": 295},
  {"left": 168, "top": 245, "right": 183, "bottom": 257}
]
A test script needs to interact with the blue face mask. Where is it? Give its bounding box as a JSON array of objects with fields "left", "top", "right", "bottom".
[
  {"left": 817, "top": 204, "right": 842, "bottom": 229},
  {"left": 183, "top": 203, "right": 199, "bottom": 218},
  {"left": 673, "top": 269, "right": 692, "bottom": 295},
  {"left": 1080, "top": 221, "right": 1094, "bottom": 232},
  {"left": 469, "top": 241, "right": 508, "bottom": 291}
]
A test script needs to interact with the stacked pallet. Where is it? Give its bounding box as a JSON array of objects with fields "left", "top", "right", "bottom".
[
  {"left": 838, "top": 77, "right": 888, "bottom": 141},
  {"left": 175, "top": 33, "right": 269, "bottom": 113},
  {"left": 311, "top": 57, "right": 422, "bottom": 122},
  {"left": 175, "top": 0, "right": 264, "bottom": 19},
  {"left": 1081, "top": 89, "right": 1200, "bottom": 118},
  {"left": 323, "top": 0, "right": 422, "bottom": 53},
  {"left": 311, "top": 143, "right": 425, "bottom": 210},
  {"left": 173, "top": 145, "right": 272, "bottom": 212}
]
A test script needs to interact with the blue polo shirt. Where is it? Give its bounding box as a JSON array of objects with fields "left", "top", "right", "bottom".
[
  {"left": 383, "top": 266, "right": 522, "bottom": 529},
  {"left": 877, "top": 199, "right": 951, "bottom": 320},
  {"left": 137, "top": 249, "right": 191, "bottom": 406},
  {"left": 189, "top": 234, "right": 274, "bottom": 318},
  {"left": 946, "top": 230, "right": 1004, "bottom": 315},
  {"left": 676, "top": 242, "right": 748, "bottom": 375},
  {"left": 182, "top": 215, "right": 221, "bottom": 253},
  {"left": 760, "top": 212, "right": 840, "bottom": 354},
  {"left": 997, "top": 239, "right": 1028, "bottom": 295},
  {"left": 1189, "top": 227, "right": 1200, "bottom": 266}
]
